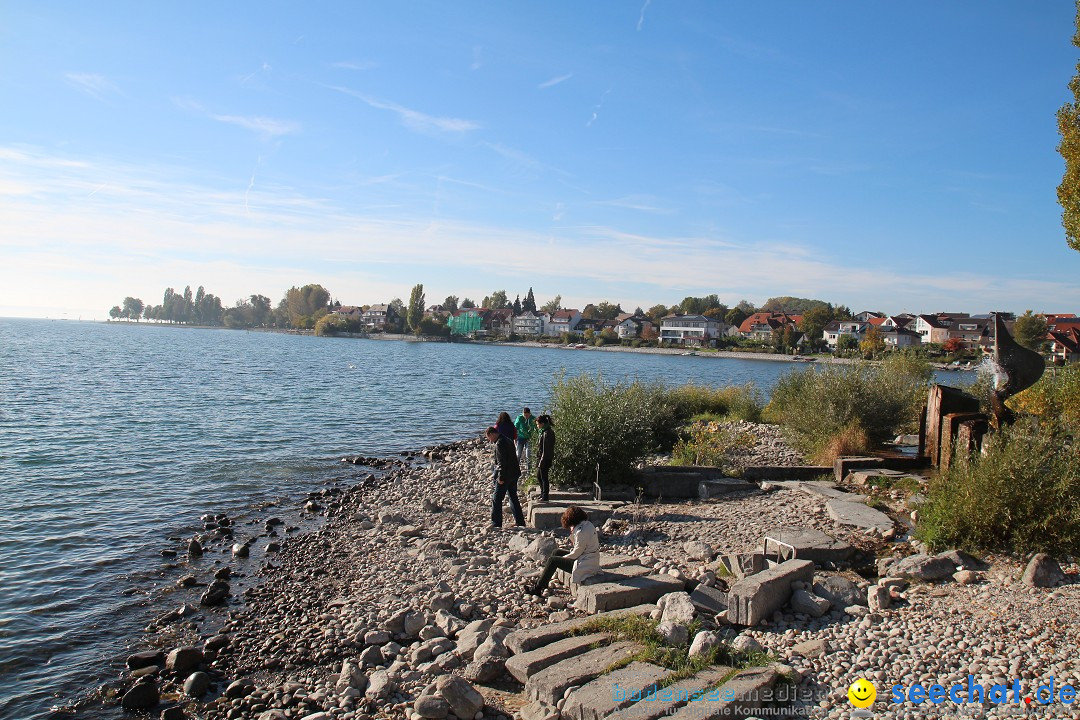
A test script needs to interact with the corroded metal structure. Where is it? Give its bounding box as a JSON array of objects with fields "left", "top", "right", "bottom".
[{"left": 990, "top": 313, "right": 1045, "bottom": 426}]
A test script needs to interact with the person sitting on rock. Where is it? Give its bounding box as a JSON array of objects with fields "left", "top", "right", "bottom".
[{"left": 529, "top": 506, "right": 599, "bottom": 595}]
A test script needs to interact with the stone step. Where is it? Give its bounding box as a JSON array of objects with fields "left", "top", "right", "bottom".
[
  {"left": 698, "top": 478, "right": 755, "bottom": 499},
  {"left": 726, "top": 559, "right": 815, "bottom": 626},
  {"left": 689, "top": 584, "right": 728, "bottom": 616},
  {"left": 505, "top": 632, "right": 609, "bottom": 684},
  {"left": 664, "top": 666, "right": 779, "bottom": 720},
  {"left": 505, "top": 604, "right": 657, "bottom": 655},
  {"left": 600, "top": 554, "right": 643, "bottom": 569},
  {"left": 574, "top": 573, "right": 686, "bottom": 614},
  {"left": 606, "top": 667, "right": 734, "bottom": 720},
  {"left": 526, "top": 491, "right": 595, "bottom": 502},
  {"left": 562, "top": 661, "right": 670, "bottom": 720},
  {"left": 559, "top": 558, "right": 650, "bottom": 587},
  {"left": 826, "top": 498, "right": 893, "bottom": 535},
  {"left": 525, "top": 641, "right": 641, "bottom": 705},
  {"left": 527, "top": 502, "right": 621, "bottom": 530}
]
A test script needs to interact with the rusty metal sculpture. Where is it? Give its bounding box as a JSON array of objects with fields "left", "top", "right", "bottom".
[{"left": 990, "top": 313, "right": 1045, "bottom": 426}]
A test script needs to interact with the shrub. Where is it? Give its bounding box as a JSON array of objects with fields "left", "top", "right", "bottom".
[
  {"left": 549, "top": 373, "right": 674, "bottom": 488},
  {"left": 916, "top": 421, "right": 1080, "bottom": 555},
  {"left": 671, "top": 422, "right": 756, "bottom": 470},
  {"left": 548, "top": 373, "right": 762, "bottom": 487},
  {"left": 814, "top": 423, "right": 871, "bottom": 466},
  {"left": 1008, "top": 363, "right": 1080, "bottom": 438},
  {"left": 765, "top": 355, "right": 931, "bottom": 458}
]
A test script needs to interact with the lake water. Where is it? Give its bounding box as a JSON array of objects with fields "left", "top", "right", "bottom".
[{"left": 0, "top": 319, "right": 969, "bottom": 718}]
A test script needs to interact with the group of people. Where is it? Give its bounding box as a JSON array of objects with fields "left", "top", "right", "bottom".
[
  {"left": 486, "top": 407, "right": 555, "bottom": 527},
  {"left": 485, "top": 408, "right": 598, "bottom": 596}
]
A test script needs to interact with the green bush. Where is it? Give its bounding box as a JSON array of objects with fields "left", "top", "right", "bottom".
[
  {"left": 671, "top": 422, "right": 756, "bottom": 470},
  {"left": 548, "top": 373, "right": 763, "bottom": 487},
  {"left": 765, "top": 354, "right": 931, "bottom": 458},
  {"left": 916, "top": 421, "right": 1080, "bottom": 555},
  {"left": 1008, "top": 363, "right": 1080, "bottom": 438}
]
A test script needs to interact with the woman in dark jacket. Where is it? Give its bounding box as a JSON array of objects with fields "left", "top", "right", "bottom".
[{"left": 535, "top": 414, "right": 555, "bottom": 502}]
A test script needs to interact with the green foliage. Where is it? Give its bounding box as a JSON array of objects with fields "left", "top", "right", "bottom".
[
  {"left": 548, "top": 373, "right": 763, "bottom": 487},
  {"left": 916, "top": 421, "right": 1080, "bottom": 555},
  {"left": 540, "top": 295, "right": 561, "bottom": 314},
  {"left": 859, "top": 325, "right": 886, "bottom": 358},
  {"left": 1013, "top": 310, "right": 1048, "bottom": 351},
  {"left": 1059, "top": 0, "right": 1080, "bottom": 253},
  {"left": 314, "top": 314, "right": 349, "bottom": 336},
  {"left": 766, "top": 355, "right": 932, "bottom": 457},
  {"left": 407, "top": 283, "right": 425, "bottom": 332},
  {"left": 284, "top": 284, "right": 330, "bottom": 328},
  {"left": 671, "top": 422, "right": 755, "bottom": 469},
  {"left": 1008, "top": 362, "right": 1080, "bottom": 437},
  {"left": 761, "top": 296, "right": 831, "bottom": 314},
  {"left": 523, "top": 287, "right": 537, "bottom": 313}
]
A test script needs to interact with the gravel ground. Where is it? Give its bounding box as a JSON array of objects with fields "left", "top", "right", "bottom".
[{"left": 107, "top": 428, "right": 1078, "bottom": 720}]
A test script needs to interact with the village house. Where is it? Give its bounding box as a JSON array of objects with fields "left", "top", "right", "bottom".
[
  {"left": 362, "top": 304, "right": 392, "bottom": 331},
  {"left": 484, "top": 308, "right": 514, "bottom": 336},
  {"left": 512, "top": 310, "right": 547, "bottom": 337},
  {"left": 660, "top": 314, "right": 722, "bottom": 346},
  {"left": 738, "top": 312, "right": 802, "bottom": 341},
  {"left": 878, "top": 326, "right": 923, "bottom": 348},
  {"left": 612, "top": 314, "right": 657, "bottom": 340},
  {"left": 331, "top": 305, "right": 362, "bottom": 319},
  {"left": 545, "top": 309, "right": 582, "bottom": 337},
  {"left": 1048, "top": 327, "right": 1080, "bottom": 364},
  {"left": 823, "top": 320, "right": 867, "bottom": 349},
  {"left": 914, "top": 314, "right": 957, "bottom": 345}
]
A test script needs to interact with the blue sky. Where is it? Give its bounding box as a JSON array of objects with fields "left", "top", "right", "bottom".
[{"left": 2, "top": 1, "right": 1078, "bottom": 319}]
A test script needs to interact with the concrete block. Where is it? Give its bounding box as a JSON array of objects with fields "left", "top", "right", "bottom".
[
  {"left": 505, "top": 633, "right": 608, "bottom": 683},
  {"left": 762, "top": 527, "right": 853, "bottom": 566},
  {"left": 605, "top": 668, "right": 733, "bottom": 720},
  {"left": 528, "top": 502, "right": 619, "bottom": 530},
  {"left": 698, "top": 478, "right": 755, "bottom": 499},
  {"left": 575, "top": 573, "right": 685, "bottom": 614},
  {"left": 525, "top": 641, "right": 640, "bottom": 705},
  {"left": 505, "top": 604, "right": 656, "bottom": 655},
  {"left": 689, "top": 584, "right": 728, "bottom": 615},
  {"left": 727, "top": 559, "right": 815, "bottom": 626},
  {"left": 715, "top": 553, "right": 765, "bottom": 579},
  {"left": 563, "top": 662, "right": 670, "bottom": 720},
  {"left": 826, "top": 498, "right": 893, "bottom": 534}
]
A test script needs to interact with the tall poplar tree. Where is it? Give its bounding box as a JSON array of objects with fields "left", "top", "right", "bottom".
[
  {"left": 1059, "top": 1, "right": 1080, "bottom": 253},
  {"left": 407, "top": 283, "right": 425, "bottom": 332}
]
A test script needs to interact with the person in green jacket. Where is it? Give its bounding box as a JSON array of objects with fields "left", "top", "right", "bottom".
[{"left": 513, "top": 407, "right": 536, "bottom": 471}]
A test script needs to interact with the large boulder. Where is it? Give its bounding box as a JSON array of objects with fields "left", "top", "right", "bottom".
[
  {"left": 688, "top": 630, "right": 720, "bottom": 658},
  {"left": 683, "top": 541, "right": 715, "bottom": 562},
  {"left": 813, "top": 576, "right": 864, "bottom": 608},
  {"left": 891, "top": 554, "right": 954, "bottom": 581},
  {"left": 658, "top": 592, "right": 696, "bottom": 626},
  {"left": 1021, "top": 554, "right": 1065, "bottom": 588},
  {"left": 436, "top": 675, "right": 484, "bottom": 719},
  {"left": 526, "top": 537, "right": 557, "bottom": 562},
  {"left": 165, "top": 646, "right": 204, "bottom": 675},
  {"left": 121, "top": 680, "right": 159, "bottom": 710},
  {"left": 789, "top": 589, "right": 830, "bottom": 618}
]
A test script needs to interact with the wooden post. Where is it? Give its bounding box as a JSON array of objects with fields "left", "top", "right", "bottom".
[
  {"left": 924, "top": 385, "right": 981, "bottom": 467},
  {"left": 940, "top": 412, "right": 988, "bottom": 472}
]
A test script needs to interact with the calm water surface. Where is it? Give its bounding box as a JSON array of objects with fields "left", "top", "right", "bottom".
[{"left": 0, "top": 319, "right": 967, "bottom": 718}]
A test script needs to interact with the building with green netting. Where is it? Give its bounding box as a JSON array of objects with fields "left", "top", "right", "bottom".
[{"left": 447, "top": 309, "right": 484, "bottom": 336}]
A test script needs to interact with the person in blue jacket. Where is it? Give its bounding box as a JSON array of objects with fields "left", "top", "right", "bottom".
[{"left": 513, "top": 407, "right": 536, "bottom": 471}]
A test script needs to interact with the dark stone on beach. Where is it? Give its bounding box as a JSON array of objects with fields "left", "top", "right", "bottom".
[
  {"left": 127, "top": 650, "right": 164, "bottom": 670},
  {"left": 160, "top": 706, "right": 187, "bottom": 720},
  {"left": 225, "top": 678, "right": 254, "bottom": 699},
  {"left": 304, "top": 500, "right": 322, "bottom": 512},
  {"left": 177, "top": 575, "right": 197, "bottom": 588},
  {"left": 121, "top": 679, "right": 159, "bottom": 710},
  {"left": 161, "top": 549, "right": 178, "bottom": 558},
  {"left": 166, "top": 646, "right": 204, "bottom": 674},
  {"left": 1022, "top": 554, "right": 1065, "bottom": 588},
  {"left": 231, "top": 543, "right": 249, "bottom": 558},
  {"left": 265, "top": 541, "right": 281, "bottom": 553},
  {"left": 200, "top": 580, "right": 230, "bottom": 606},
  {"left": 188, "top": 538, "right": 203, "bottom": 557},
  {"left": 204, "top": 634, "right": 231, "bottom": 651},
  {"left": 183, "top": 671, "right": 210, "bottom": 698},
  {"left": 214, "top": 567, "right": 231, "bottom": 580}
]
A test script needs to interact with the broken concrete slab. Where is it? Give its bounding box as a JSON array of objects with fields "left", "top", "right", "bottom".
[
  {"left": 714, "top": 552, "right": 765, "bottom": 580},
  {"left": 826, "top": 498, "right": 893, "bottom": 534},
  {"left": 762, "top": 527, "right": 853, "bottom": 566},
  {"left": 575, "top": 573, "right": 686, "bottom": 614},
  {"left": 726, "top": 559, "right": 815, "bottom": 626},
  {"left": 505, "top": 632, "right": 609, "bottom": 684},
  {"left": 506, "top": 604, "right": 656, "bottom": 654},
  {"left": 528, "top": 502, "right": 620, "bottom": 530},
  {"left": 689, "top": 584, "right": 728, "bottom": 616},
  {"left": 605, "top": 668, "right": 733, "bottom": 720},
  {"left": 562, "top": 661, "right": 670, "bottom": 720},
  {"left": 525, "top": 641, "right": 640, "bottom": 705},
  {"left": 665, "top": 666, "right": 779, "bottom": 720}
]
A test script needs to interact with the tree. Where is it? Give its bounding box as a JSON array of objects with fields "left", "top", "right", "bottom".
[
  {"left": 1059, "top": 1, "right": 1080, "bottom": 253},
  {"left": 943, "top": 337, "right": 965, "bottom": 355},
  {"left": 594, "top": 301, "right": 622, "bottom": 320},
  {"left": 122, "top": 296, "right": 144, "bottom": 321},
  {"left": 860, "top": 325, "right": 886, "bottom": 358},
  {"left": 761, "top": 296, "right": 830, "bottom": 314},
  {"left": 109, "top": 305, "right": 122, "bottom": 320},
  {"left": 461, "top": 298, "right": 476, "bottom": 309},
  {"left": 523, "top": 288, "right": 537, "bottom": 313},
  {"left": 407, "top": 284, "right": 425, "bottom": 332},
  {"left": 641, "top": 324, "right": 659, "bottom": 342},
  {"left": 1014, "top": 310, "right": 1049, "bottom": 350},
  {"left": 581, "top": 304, "right": 598, "bottom": 320},
  {"left": 838, "top": 334, "right": 860, "bottom": 353},
  {"left": 799, "top": 305, "right": 834, "bottom": 341},
  {"left": 388, "top": 298, "right": 406, "bottom": 332},
  {"left": 283, "top": 284, "right": 331, "bottom": 328},
  {"left": 488, "top": 290, "right": 508, "bottom": 309},
  {"left": 647, "top": 304, "right": 668, "bottom": 323},
  {"left": 736, "top": 299, "right": 756, "bottom": 314},
  {"left": 725, "top": 307, "right": 749, "bottom": 328},
  {"left": 540, "top": 295, "right": 562, "bottom": 314},
  {"left": 512, "top": 295, "right": 522, "bottom": 315},
  {"left": 443, "top": 295, "right": 459, "bottom": 314}
]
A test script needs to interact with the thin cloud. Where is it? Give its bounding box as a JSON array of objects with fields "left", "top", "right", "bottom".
[
  {"left": 331, "top": 60, "right": 378, "bottom": 71},
  {"left": 637, "top": 0, "right": 651, "bottom": 31},
  {"left": 326, "top": 86, "right": 480, "bottom": 133},
  {"left": 594, "top": 195, "right": 674, "bottom": 214},
  {"left": 211, "top": 114, "right": 301, "bottom": 138},
  {"left": 538, "top": 73, "right": 573, "bottom": 89},
  {"left": 240, "top": 62, "right": 272, "bottom": 86},
  {"left": 586, "top": 89, "right": 613, "bottom": 128},
  {"left": 65, "top": 73, "right": 120, "bottom": 100}
]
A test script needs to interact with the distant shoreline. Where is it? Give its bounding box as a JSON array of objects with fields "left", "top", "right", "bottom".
[{"left": 97, "top": 319, "right": 975, "bottom": 371}]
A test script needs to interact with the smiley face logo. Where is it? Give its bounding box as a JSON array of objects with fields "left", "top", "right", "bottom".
[{"left": 848, "top": 678, "right": 876, "bottom": 709}]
